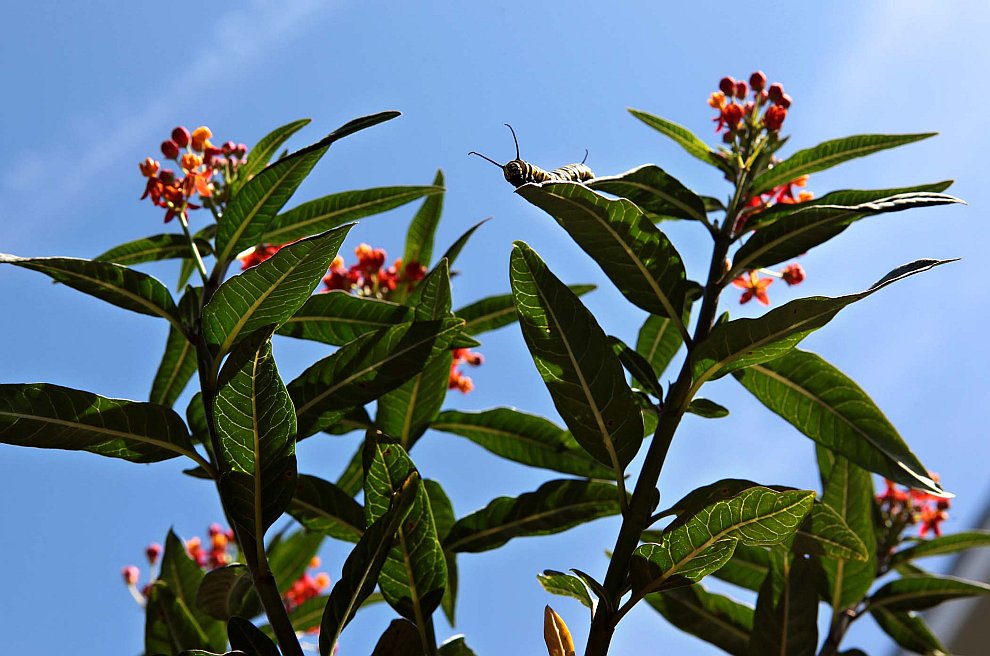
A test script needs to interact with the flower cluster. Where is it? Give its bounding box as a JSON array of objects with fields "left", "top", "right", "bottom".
[
  {"left": 186, "top": 523, "right": 237, "bottom": 568},
  {"left": 139, "top": 125, "right": 247, "bottom": 223},
  {"left": 283, "top": 556, "right": 331, "bottom": 612},
  {"left": 709, "top": 71, "right": 792, "bottom": 139},
  {"left": 731, "top": 263, "right": 805, "bottom": 306},
  {"left": 321, "top": 243, "right": 426, "bottom": 298},
  {"left": 238, "top": 242, "right": 288, "bottom": 270},
  {"left": 449, "top": 347, "right": 484, "bottom": 393},
  {"left": 877, "top": 479, "right": 951, "bottom": 538}
]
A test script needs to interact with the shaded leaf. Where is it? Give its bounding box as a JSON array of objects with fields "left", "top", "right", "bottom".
[
  {"left": 403, "top": 170, "right": 445, "bottom": 268},
  {"left": 277, "top": 291, "right": 413, "bottom": 346},
  {"left": 196, "top": 564, "right": 255, "bottom": 622},
  {"left": 161, "top": 529, "right": 227, "bottom": 649},
  {"left": 747, "top": 555, "right": 819, "bottom": 656},
  {"left": 445, "top": 479, "right": 623, "bottom": 553},
  {"left": 267, "top": 528, "right": 324, "bottom": 596},
  {"left": 628, "top": 109, "right": 723, "bottom": 169},
  {"left": 869, "top": 607, "right": 947, "bottom": 655},
  {"left": 455, "top": 285, "right": 595, "bottom": 336},
  {"left": 516, "top": 183, "right": 688, "bottom": 322},
  {"left": 146, "top": 581, "right": 213, "bottom": 655},
  {"left": 646, "top": 584, "right": 754, "bottom": 656},
  {"left": 610, "top": 335, "right": 663, "bottom": 398},
  {"left": 892, "top": 530, "right": 990, "bottom": 565},
  {"left": 636, "top": 313, "right": 684, "bottom": 382},
  {"left": 288, "top": 474, "right": 365, "bottom": 543},
  {"left": 263, "top": 185, "right": 442, "bottom": 245},
  {"left": 438, "top": 636, "right": 477, "bottom": 656},
  {"left": 95, "top": 233, "right": 213, "bottom": 266},
  {"left": 204, "top": 226, "right": 350, "bottom": 357},
  {"left": 431, "top": 408, "right": 613, "bottom": 479},
  {"left": 424, "top": 479, "right": 458, "bottom": 626},
  {"left": 151, "top": 324, "right": 198, "bottom": 407},
  {"left": 371, "top": 618, "right": 422, "bottom": 656},
  {"left": 709, "top": 545, "right": 771, "bottom": 592},
  {"left": 686, "top": 398, "right": 729, "bottom": 419},
  {"left": 588, "top": 164, "right": 708, "bottom": 221},
  {"left": 0, "top": 382, "right": 197, "bottom": 463},
  {"left": 869, "top": 574, "right": 990, "bottom": 611},
  {"left": 510, "top": 242, "right": 643, "bottom": 474},
  {"left": 736, "top": 348, "right": 943, "bottom": 495},
  {"left": 227, "top": 616, "right": 280, "bottom": 656},
  {"left": 751, "top": 133, "right": 937, "bottom": 195}
]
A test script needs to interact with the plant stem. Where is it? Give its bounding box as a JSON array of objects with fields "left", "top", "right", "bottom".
[{"left": 178, "top": 212, "right": 209, "bottom": 284}]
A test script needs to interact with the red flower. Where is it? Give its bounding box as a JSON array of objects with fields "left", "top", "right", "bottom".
[
  {"left": 782, "top": 263, "right": 806, "bottom": 286},
  {"left": 139, "top": 157, "right": 160, "bottom": 178},
  {"left": 919, "top": 504, "right": 948, "bottom": 538},
  {"left": 239, "top": 243, "right": 285, "bottom": 269},
  {"left": 765, "top": 105, "right": 787, "bottom": 131},
  {"left": 732, "top": 271, "right": 773, "bottom": 305}
]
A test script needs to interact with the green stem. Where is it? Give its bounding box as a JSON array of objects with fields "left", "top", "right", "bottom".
[{"left": 178, "top": 211, "right": 209, "bottom": 284}]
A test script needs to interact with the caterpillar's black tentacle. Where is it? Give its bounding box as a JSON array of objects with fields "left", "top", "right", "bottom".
[{"left": 471, "top": 126, "right": 595, "bottom": 188}]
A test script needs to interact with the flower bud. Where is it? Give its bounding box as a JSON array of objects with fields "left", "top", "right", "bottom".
[
  {"left": 161, "top": 140, "right": 180, "bottom": 159},
  {"left": 779, "top": 93, "right": 793, "bottom": 109},
  {"left": 768, "top": 83, "right": 785, "bottom": 104},
  {"left": 122, "top": 566, "right": 140, "bottom": 586},
  {"left": 159, "top": 169, "right": 176, "bottom": 184},
  {"left": 782, "top": 263, "right": 806, "bottom": 285},
  {"left": 734, "top": 81, "right": 748, "bottom": 99},
  {"left": 222, "top": 141, "right": 237, "bottom": 155},
  {"left": 235, "top": 143, "right": 248, "bottom": 158},
  {"left": 171, "top": 126, "right": 190, "bottom": 147},
  {"left": 190, "top": 126, "right": 213, "bottom": 152},
  {"left": 718, "top": 76, "right": 736, "bottom": 95},
  {"left": 765, "top": 105, "right": 787, "bottom": 131},
  {"left": 145, "top": 543, "right": 162, "bottom": 565},
  {"left": 749, "top": 71, "right": 767, "bottom": 92},
  {"left": 723, "top": 103, "right": 744, "bottom": 128}
]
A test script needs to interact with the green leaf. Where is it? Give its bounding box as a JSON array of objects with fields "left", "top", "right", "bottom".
[
  {"left": 636, "top": 313, "right": 684, "bottom": 382},
  {"left": 371, "top": 618, "right": 423, "bottom": 656},
  {"left": 319, "top": 470, "right": 420, "bottom": 656},
  {"left": 277, "top": 291, "right": 413, "bottom": 346},
  {"left": 792, "top": 502, "right": 868, "bottom": 561},
  {"left": 289, "top": 317, "right": 464, "bottom": 438},
  {"left": 892, "top": 530, "right": 990, "bottom": 565},
  {"left": 735, "top": 348, "right": 943, "bottom": 494},
  {"left": 376, "top": 350, "right": 452, "bottom": 448},
  {"left": 732, "top": 192, "right": 963, "bottom": 271},
  {"left": 288, "top": 474, "right": 365, "bottom": 543},
  {"left": 151, "top": 324, "right": 198, "bottom": 407},
  {"left": 610, "top": 335, "right": 663, "bottom": 398},
  {"left": 424, "top": 479, "right": 459, "bottom": 626},
  {"left": 95, "top": 233, "right": 213, "bottom": 266},
  {"left": 431, "top": 408, "right": 613, "bottom": 479},
  {"left": 510, "top": 242, "right": 644, "bottom": 475},
  {"left": 0, "top": 254, "right": 180, "bottom": 327},
  {"left": 691, "top": 259, "right": 953, "bottom": 391},
  {"left": 216, "top": 111, "right": 398, "bottom": 265},
  {"left": 747, "top": 555, "right": 819, "bottom": 656},
  {"left": 336, "top": 444, "right": 365, "bottom": 496},
  {"left": 438, "top": 636, "right": 478, "bottom": 656},
  {"left": 407, "top": 258, "right": 453, "bottom": 319},
  {"left": 686, "top": 398, "right": 729, "bottom": 418},
  {"left": 363, "top": 434, "right": 447, "bottom": 622},
  {"left": 227, "top": 616, "right": 280, "bottom": 656},
  {"left": 155, "top": 530, "right": 226, "bottom": 652},
  {"left": 438, "top": 217, "right": 490, "bottom": 268},
  {"left": 263, "top": 185, "right": 442, "bottom": 245},
  {"left": 214, "top": 328, "right": 297, "bottom": 563},
  {"left": 869, "top": 607, "right": 948, "bottom": 655},
  {"left": 630, "top": 487, "right": 815, "bottom": 596},
  {"left": 588, "top": 164, "right": 708, "bottom": 222},
  {"left": 403, "top": 170, "right": 445, "bottom": 268},
  {"left": 267, "top": 528, "right": 324, "bottom": 596},
  {"left": 815, "top": 450, "right": 878, "bottom": 608},
  {"left": 239, "top": 118, "right": 312, "bottom": 189},
  {"left": 709, "top": 545, "right": 771, "bottom": 592},
  {"left": 196, "top": 564, "right": 255, "bottom": 622},
  {"left": 628, "top": 109, "right": 722, "bottom": 169},
  {"left": 284, "top": 594, "right": 328, "bottom": 634},
  {"left": 515, "top": 183, "right": 688, "bottom": 322},
  {"left": 444, "top": 479, "right": 623, "bottom": 553},
  {"left": 646, "top": 584, "right": 754, "bottom": 656},
  {"left": 146, "top": 581, "right": 215, "bottom": 655},
  {"left": 204, "top": 226, "right": 350, "bottom": 358},
  {"left": 186, "top": 392, "right": 210, "bottom": 445},
  {"left": 538, "top": 570, "right": 594, "bottom": 610},
  {"left": 0, "top": 382, "right": 197, "bottom": 463},
  {"left": 751, "top": 133, "right": 938, "bottom": 195},
  {"left": 455, "top": 285, "right": 595, "bottom": 336},
  {"left": 654, "top": 479, "right": 772, "bottom": 530},
  {"left": 869, "top": 574, "right": 990, "bottom": 611}
]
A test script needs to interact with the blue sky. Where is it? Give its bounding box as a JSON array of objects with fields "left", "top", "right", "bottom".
[{"left": 1, "top": 1, "right": 987, "bottom": 654}]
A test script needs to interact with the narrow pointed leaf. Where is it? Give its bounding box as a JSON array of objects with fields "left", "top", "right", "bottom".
[
  {"left": 289, "top": 318, "right": 464, "bottom": 437},
  {"left": 432, "top": 408, "right": 613, "bottom": 479},
  {"left": 792, "top": 502, "right": 868, "bottom": 561},
  {"left": 146, "top": 581, "right": 216, "bottom": 655},
  {"left": 751, "top": 133, "right": 937, "bottom": 195},
  {"left": 646, "top": 584, "right": 754, "bottom": 656},
  {"left": 869, "top": 574, "right": 990, "bottom": 611},
  {"left": 736, "top": 349, "right": 942, "bottom": 494},
  {"left": 162, "top": 530, "right": 226, "bottom": 648},
  {"left": 732, "top": 192, "right": 963, "bottom": 271},
  {"left": 336, "top": 444, "right": 365, "bottom": 496},
  {"left": 216, "top": 111, "right": 398, "bottom": 264},
  {"left": 455, "top": 285, "right": 595, "bottom": 336},
  {"left": 515, "top": 183, "right": 688, "bottom": 321},
  {"left": 538, "top": 570, "right": 593, "bottom": 610},
  {"left": 227, "top": 617, "right": 280, "bottom": 656},
  {"left": 0, "top": 253, "right": 179, "bottom": 325},
  {"left": 377, "top": 350, "right": 452, "bottom": 448},
  {"left": 288, "top": 474, "right": 365, "bottom": 543},
  {"left": 363, "top": 434, "right": 447, "bottom": 622},
  {"left": 748, "top": 555, "right": 819, "bottom": 656},
  {"left": 151, "top": 325, "right": 198, "bottom": 407},
  {"left": 691, "top": 259, "right": 953, "bottom": 393},
  {"left": 403, "top": 170, "right": 445, "bottom": 268},
  {"left": 239, "top": 118, "right": 312, "bottom": 188},
  {"left": 214, "top": 329, "right": 297, "bottom": 560},
  {"left": 0, "top": 383, "right": 196, "bottom": 463},
  {"left": 204, "top": 226, "right": 350, "bottom": 357},
  {"left": 510, "top": 243, "right": 643, "bottom": 475},
  {"left": 686, "top": 398, "right": 729, "bottom": 418},
  {"left": 588, "top": 164, "right": 708, "bottom": 221},
  {"left": 277, "top": 291, "right": 413, "bottom": 346},
  {"left": 371, "top": 619, "right": 422, "bottom": 656},
  {"left": 196, "top": 564, "right": 255, "bottom": 622},
  {"left": 869, "top": 607, "right": 948, "bottom": 655},
  {"left": 610, "top": 335, "right": 663, "bottom": 398},
  {"left": 636, "top": 313, "right": 684, "bottom": 381},
  {"left": 95, "top": 233, "right": 213, "bottom": 266},
  {"left": 631, "top": 487, "right": 815, "bottom": 595},
  {"left": 424, "top": 480, "right": 458, "bottom": 626},
  {"left": 319, "top": 471, "right": 420, "bottom": 656},
  {"left": 444, "top": 479, "right": 623, "bottom": 553},
  {"left": 629, "top": 109, "right": 723, "bottom": 169},
  {"left": 439, "top": 217, "right": 490, "bottom": 268},
  {"left": 267, "top": 528, "right": 325, "bottom": 596},
  {"left": 892, "top": 530, "right": 990, "bottom": 565},
  {"left": 263, "top": 185, "right": 442, "bottom": 244},
  {"left": 407, "top": 258, "right": 452, "bottom": 319}
]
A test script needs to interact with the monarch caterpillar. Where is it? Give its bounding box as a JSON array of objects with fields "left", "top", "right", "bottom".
[{"left": 469, "top": 124, "right": 595, "bottom": 187}]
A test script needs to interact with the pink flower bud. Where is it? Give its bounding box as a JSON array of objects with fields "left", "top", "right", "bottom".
[{"left": 122, "top": 566, "right": 139, "bottom": 586}]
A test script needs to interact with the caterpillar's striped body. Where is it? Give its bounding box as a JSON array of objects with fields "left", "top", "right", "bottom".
[{"left": 470, "top": 124, "right": 595, "bottom": 188}]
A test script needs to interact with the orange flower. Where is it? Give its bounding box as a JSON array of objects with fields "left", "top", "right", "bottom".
[
  {"left": 180, "top": 153, "right": 203, "bottom": 173},
  {"left": 732, "top": 270, "right": 773, "bottom": 305},
  {"left": 190, "top": 126, "right": 213, "bottom": 152},
  {"left": 708, "top": 91, "right": 726, "bottom": 110},
  {"left": 139, "top": 157, "right": 160, "bottom": 177}
]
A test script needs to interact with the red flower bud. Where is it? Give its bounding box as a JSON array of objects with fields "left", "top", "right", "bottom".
[
  {"left": 723, "top": 103, "right": 744, "bottom": 129},
  {"left": 222, "top": 141, "right": 237, "bottom": 155},
  {"left": 172, "top": 126, "right": 190, "bottom": 147},
  {"left": 161, "top": 140, "right": 180, "bottom": 159},
  {"left": 236, "top": 144, "right": 248, "bottom": 157},
  {"left": 781, "top": 263, "right": 805, "bottom": 286},
  {"left": 749, "top": 71, "right": 767, "bottom": 92},
  {"left": 779, "top": 93, "right": 793, "bottom": 109},
  {"left": 765, "top": 105, "right": 787, "bottom": 131},
  {"left": 734, "top": 81, "right": 748, "bottom": 99},
  {"left": 159, "top": 169, "right": 176, "bottom": 184},
  {"left": 145, "top": 543, "right": 162, "bottom": 565},
  {"left": 718, "top": 76, "right": 736, "bottom": 95},
  {"left": 768, "top": 83, "right": 785, "bottom": 104}
]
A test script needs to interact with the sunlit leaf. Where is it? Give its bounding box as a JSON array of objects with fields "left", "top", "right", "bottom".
[
  {"left": 628, "top": 109, "right": 724, "bottom": 170},
  {"left": 589, "top": 164, "right": 708, "bottom": 221},
  {"left": 277, "top": 291, "right": 413, "bottom": 346},
  {"left": 869, "top": 574, "right": 990, "bottom": 611},
  {"left": 238, "top": 118, "right": 312, "bottom": 190},
  {"left": 792, "top": 502, "right": 868, "bottom": 561},
  {"left": 686, "top": 398, "right": 729, "bottom": 419},
  {"left": 636, "top": 313, "right": 684, "bottom": 382},
  {"left": 892, "top": 531, "right": 990, "bottom": 565},
  {"left": 438, "top": 217, "right": 490, "bottom": 268},
  {"left": 455, "top": 285, "right": 595, "bottom": 336},
  {"left": 403, "top": 170, "right": 445, "bottom": 269},
  {"left": 95, "top": 233, "right": 213, "bottom": 266},
  {"left": 538, "top": 570, "right": 593, "bottom": 610}
]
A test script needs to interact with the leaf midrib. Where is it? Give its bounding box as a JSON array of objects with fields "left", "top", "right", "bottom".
[
  {"left": 596, "top": 177, "right": 705, "bottom": 221},
  {"left": 265, "top": 190, "right": 429, "bottom": 243},
  {"left": 446, "top": 499, "right": 613, "bottom": 552}
]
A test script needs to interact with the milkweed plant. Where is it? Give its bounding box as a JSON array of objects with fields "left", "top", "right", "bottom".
[{"left": 2, "top": 71, "right": 989, "bottom": 656}]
